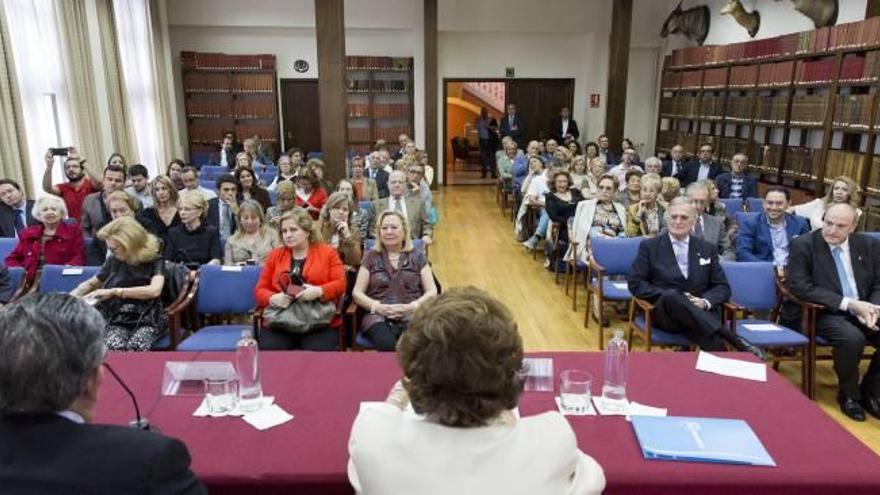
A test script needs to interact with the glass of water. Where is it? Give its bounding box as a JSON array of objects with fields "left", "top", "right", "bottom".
[
  {"left": 204, "top": 377, "right": 238, "bottom": 414},
  {"left": 560, "top": 370, "right": 592, "bottom": 414}
]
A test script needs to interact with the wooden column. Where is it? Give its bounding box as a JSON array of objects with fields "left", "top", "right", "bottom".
[
  {"left": 868, "top": 0, "right": 880, "bottom": 18},
  {"left": 424, "top": 0, "right": 438, "bottom": 188},
  {"left": 605, "top": 0, "right": 633, "bottom": 150},
  {"left": 314, "top": 0, "right": 347, "bottom": 182}
]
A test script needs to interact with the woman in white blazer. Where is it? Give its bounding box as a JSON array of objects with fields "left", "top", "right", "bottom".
[
  {"left": 567, "top": 174, "right": 628, "bottom": 265},
  {"left": 789, "top": 175, "right": 864, "bottom": 231},
  {"left": 347, "top": 287, "right": 606, "bottom": 495}
]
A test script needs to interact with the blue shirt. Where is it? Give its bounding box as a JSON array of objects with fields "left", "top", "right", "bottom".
[{"left": 768, "top": 218, "right": 789, "bottom": 267}]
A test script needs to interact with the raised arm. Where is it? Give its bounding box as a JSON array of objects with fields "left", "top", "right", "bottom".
[{"left": 42, "top": 151, "right": 60, "bottom": 196}]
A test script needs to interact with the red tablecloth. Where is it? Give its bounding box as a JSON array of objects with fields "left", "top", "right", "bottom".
[{"left": 96, "top": 351, "right": 880, "bottom": 495}]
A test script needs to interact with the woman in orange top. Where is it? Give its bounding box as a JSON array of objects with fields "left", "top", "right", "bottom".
[{"left": 254, "top": 209, "right": 346, "bottom": 350}]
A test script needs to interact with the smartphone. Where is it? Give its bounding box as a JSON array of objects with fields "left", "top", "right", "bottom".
[{"left": 50, "top": 147, "right": 69, "bottom": 157}]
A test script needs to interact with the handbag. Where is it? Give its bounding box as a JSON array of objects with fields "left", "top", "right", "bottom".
[{"left": 263, "top": 253, "right": 336, "bottom": 334}]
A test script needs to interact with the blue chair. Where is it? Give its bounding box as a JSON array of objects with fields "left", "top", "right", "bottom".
[
  {"left": 721, "top": 261, "right": 809, "bottom": 394},
  {"left": 307, "top": 151, "right": 323, "bottom": 160},
  {"left": 199, "top": 179, "right": 217, "bottom": 191},
  {"left": 37, "top": 265, "right": 101, "bottom": 293},
  {"left": 584, "top": 237, "right": 643, "bottom": 349},
  {"left": 746, "top": 197, "right": 764, "bottom": 212},
  {"left": 719, "top": 198, "right": 743, "bottom": 219},
  {"left": 200, "top": 165, "right": 227, "bottom": 180},
  {"left": 0, "top": 237, "right": 16, "bottom": 261},
  {"left": 5, "top": 266, "right": 27, "bottom": 302},
  {"left": 176, "top": 265, "right": 263, "bottom": 351},
  {"left": 735, "top": 211, "right": 760, "bottom": 233},
  {"left": 192, "top": 152, "right": 212, "bottom": 168}
]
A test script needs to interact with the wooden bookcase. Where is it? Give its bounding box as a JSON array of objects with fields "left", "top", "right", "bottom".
[
  {"left": 346, "top": 56, "right": 414, "bottom": 155},
  {"left": 181, "top": 51, "right": 280, "bottom": 163},
  {"left": 655, "top": 18, "right": 880, "bottom": 229}
]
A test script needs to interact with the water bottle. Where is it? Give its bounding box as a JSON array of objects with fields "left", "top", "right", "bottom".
[
  {"left": 236, "top": 329, "right": 263, "bottom": 412},
  {"left": 601, "top": 330, "right": 628, "bottom": 413}
]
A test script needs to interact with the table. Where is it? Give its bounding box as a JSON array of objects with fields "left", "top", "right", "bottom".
[{"left": 96, "top": 351, "right": 880, "bottom": 495}]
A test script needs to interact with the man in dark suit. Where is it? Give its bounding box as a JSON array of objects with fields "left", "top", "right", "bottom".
[
  {"left": 629, "top": 197, "right": 764, "bottom": 357},
  {"left": 661, "top": 144, "right": 689, "bottom": 181},
  {"left": 208, "top": 131, "right": 240, "bottom": 169},
  {"left": 0, "top": 179, "right": 37, "bottom": 238},
  {"left": 681, "top": 143, "right": 723, "bottom": 187},
  {"left": 788, "top": 204, "right": 880, "bottom": 421},
  {"left": 368, "top": 170, "right": 433, "bottom": 243},
  {"left": 205, "top": 174, "right": 238, "bottom": 245},
  {"left": 475, "top": 108, "right": 499, "bottom": 178},
  {"left": 366, "top": 154, "right": 390, "bottom": 198},
  {"left": 0, "top": 293, "right": 205, "bottom": 494},
  {"left": 687, "top": 182, "right": 734, "bottom": 260},
  {"left": 551, "top": 106, "right": 579, "bottom": 143},
  {"left": 499, "top": 103, "right": 526, "bottom": 150},
  {"left": 597, "top": 134, "right": 618, "bottom": 167},
  {"left": 715, "top": 153, "right": 758, "bottom": 199},
  {"left": 736, "top": 186, "right": 810, "bottom": 270}
]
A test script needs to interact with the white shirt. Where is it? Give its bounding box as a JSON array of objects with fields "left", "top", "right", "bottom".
[
  {"left": 607, "top": 164, "right": 644, "bottom": 191},
  {"left": 389, "top": 196, "right": 408, "bottom": 220},
  {"left": 189, "top": 186, "right": 217, "bottom": 201},
  {"left": 57, "top": 410, "right": 85, "bottom": 424},
  {"left": 831, "top": 238, "right": 859, "bottom": 311},
  {"left": 125, "top": 186, "right": 153, "bottom": 208},
  {"left": 526, "top": 174, "right": 550, "bottom": 204},
  {"left": 697, "top": 162, "right": 711, "bottom": 181},
  {"left": 561, "top": 119, "right": 569, "bottom": 137}
]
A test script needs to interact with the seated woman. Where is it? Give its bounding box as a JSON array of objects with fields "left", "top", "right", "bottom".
[
  {"left": 347, "top": 286, "right": 605, "bottom": 495},
  {"left": 266, "top": 181, "right": 301, "bottom": 228},
  {"left": 309, "top": 158, "right": 335, "bottom": 193},
  {"left": 223, "top": 200, "right": 280, "bottom": 265},
  {"left": 352, "top": 211, "right": 437, "bottom": 351},
  {"left": 295, "top": 165, "right": 328, "bottom": 220},
  {"left": 790, "top": 175, "right": 864, "bottom": 230},
  {"left": 568, "top": 174, "right": 628, "bottom": 264},
  {"left": 703, "top": 179, "right": 727, "bottom": 221},
  {"left": 267, "top": 153, "right": 297, "bottom": 192},
  {"left": 615, "top": 169, "right": 643, "bottom": 209},
  {"left": 349, "top": 156, "right": 379, "bottom": 202},
  {"left": 5, "top": 195, "right": 85, "bottom": 277},
  {"left": 569, "top": 156, "right": 589, "bottom": 190},
  {"left": 337, "top": 179, "right": 370, "bottom": 238},
  {"left": 235, "top": 166, "right": 272, "bottom": 212},
  {"left": 580, "top": 157, "right": 606, "bottom": 200},
  {"left": 546, "top": 170, "right": 584, "bottom": 243},
  {"left": 166, "top": 159, "right": 185, "bottom": 191},
  {"left": 137, "top": 175, "right": 182, "bottom": 247},
  {"left": 235, "top": 151, "right": 253, "bottom": 171},
  {"left": 625, "top": 173, "right": 666, "bottom": 237},
  {"left": 255, "top": 209, "right": 347, "bottom": 350},
  {"left": 317, "top": 192, "right": 362, "bottom": 270},
  {"left": 163, "top": 190, "right": 222, "bottom": 267},
  {"left": 86, "top": 190, "right": 140, "bottom": 265},
  {"left": 70, "top": 217, "right": 166, "bottom": 352},
  {"left": 415, "top": 150, "right": 435, "bottom": 187},
  {"left": 660, "top": 176, "right": 681, "bottom": 204}
]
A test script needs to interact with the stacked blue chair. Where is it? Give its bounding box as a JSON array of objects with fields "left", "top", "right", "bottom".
[
  {"left": 719, "top": 198, "right": 743, "bottom": 219},
  {"left": 200, "top": 165, "right": 227, "bottom": 181},
  {"left": 585, "top": 236, "right": 643, "bottom": 349},
  {"left": 37, "top": 265, "right": 101, "bottom": 294},
  {"left": 0, "top": 237, "right": 16, "bottom": 261},
  {"left": 176, "top": 265, "right": 263, "bottom": 351},
  {"left": 199, "top": 179, "right": 218, "bottom": 191},
  {"left": 192, "top": 152, "right": 212, "bottom": 168},
  {"left": 746, "top": 197, "right": 764, "bottom": 212}
]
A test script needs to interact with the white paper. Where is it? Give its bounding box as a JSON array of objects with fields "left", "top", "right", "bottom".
[
  {"left": 699, "top": 257, "right": 711, "bottom": 266},
  {"left": 193, "top": 396, "right": 275, "bottom": 417},
  {"left": 624, "top": 401, "right": 668, "bottom": 421},
  {"left": 592, "top": 396, "right": 630, "bottom": 416},
  {"left": 554, "top": 396, "right": 596, "bottom": 416},
  {"left": 742, "top": 323, "right": 782, "bottom": 332},
  {"left": 62, "top": 267, "right": 84, "bottom": 275},
  {"left": 221, "top": 265, "right": 243, "bottom": 272},
  {"left": 612, "top": 282, "right": 629, "bottom": 290},
  {"left": 696, "top": 351, "right": 767, "bottom": 382},
  {"left": 242, "top": 404, "right": 294, "bottom": 430}
]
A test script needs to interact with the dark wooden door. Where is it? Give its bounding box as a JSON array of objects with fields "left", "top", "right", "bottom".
[
  {"left": 505, "top": 79, "right": 575, "bottom": 143},
  {"left": 280, "top": 79, "right": 321, "bottom": 154}
]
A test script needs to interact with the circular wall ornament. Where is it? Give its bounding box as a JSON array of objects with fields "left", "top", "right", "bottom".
[{"left": 293, "top": 59, "right": 309, "bottom": 73}]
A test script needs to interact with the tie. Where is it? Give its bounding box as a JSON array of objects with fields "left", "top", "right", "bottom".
[
  {"left": 832, "top": 247, "right": 857, "bottom": 299},
  {"left": 692, "top": 218, "right": 704, "bottom": 238},
  {"left": 14, "top": 209, "right": 25, "bottom": 236},
  {"left": 673, "top": 240, "right": 689, "bottom": 279},
  {"left": 220, "top": 204, "right": 232, "bottom": 239},
  {"left": 394, "top": 198, "right": 403, "bottom": 215}
]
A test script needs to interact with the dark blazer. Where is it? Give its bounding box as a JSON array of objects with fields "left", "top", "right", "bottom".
[
  {"left": 715, "top": 172, "right": 758, "bottom": 199},
  {"left": 601, "top": 149, "right": 619, "bottom": 167},
  {"left": 0, "top": 200, "right": 37, "bottom": 238},
  {"left": 628, "top": 234, "right": 731, "bottom": 314},
  {"left": 787, "top": 231, "right": 880, "bottom": 312},
  {"left": 499, "top": 114, "right": 525, "bottom": 147},
  {"left": 209, "top": 146, "right": 239, "bottom": 169},
  {"left": 661, "top": 159, "right": 689, "bottom": 181},
  {"left": 205, "top": 198, "right": 238, "bottom": 235},
  {"left": 0, "top": 413, "right": 205, "bottom": 494},
  {"left": 366, "top": 167, "right": 390, "bottom": 198},
  {"left": 0, "top": 263, "right": 13, "bottom": 302},
  {"left": 736, "top": 212, "right": 810, "bottom": 263},
  {"left": 551, "top": 117, "right": 579, "bottom": 142},
  {"left": 681, "top": 161, "right": 723, "bottom": 187}
]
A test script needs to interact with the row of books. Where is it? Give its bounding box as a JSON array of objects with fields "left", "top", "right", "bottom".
[
  {"left": 727, "top": 95, "right": 757, "bottom": 122},
  {"left": 373, "top": 125, "right": 411, "bottom": 143},
  {"left": 698, "top": 95, "right": 724, "bottom": 119},
  {"left": 346, "top": 79, "right": 410, "bottom": 93},
  {"left": 754, "top": 95, "right": 789, "bottom": 124},
  {"left": 184, "top": 99, "right": 274, "bottom": 120},
  {"left": 776, "top": 146, "right": 819, "bottom": 178},
  {"left": 718, "top": 137, "right": 758, "bottom": 162},
  {"left": 832, "top": 94, "right": 874, "bottom": 129},
  {"left": 373, "top": 103, "right": 411, "bottom": 119},
  {"left": 759, "top": 61, "right": 795, "bottom": 87},
  {"left": 183, "top": 73, "right": 275, "bottom": 93},
  {"left": 702, "top": 67, "right": 728, "bottom": 88},
  {"left": 825, "top": 149, "right": 866, "bottom": 181},
  {"left": 181, "top": 52, "right": 275, "bottom": 71},
  {"left": 868, "top": 161, "right": 880, "bottom": 196},
  {"left": 231, "top": 74, "right": 274, "bottom": 93},
  {"left": 345, "top": 56, "right": 413, "bottom": 71},
  {"left": 789, "top": 95, "right": 828, "bottom": 126},
  {"left": 657, "top": 130, "right": 698, "bottom": 152},
  {"left": 348, "top": 103, "right": 370, "bottom": 118},
  {"left": 659, "top": 96, "right": 699, "bottom": 118},
  {"left": 866, "top": 205, "right": 879, "bottom": 230},
  {"left": 347, "top": 127, "right": 371, "bottom": 142}
]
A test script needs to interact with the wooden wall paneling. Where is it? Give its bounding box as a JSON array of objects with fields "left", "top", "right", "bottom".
[
  {"left": 314, "top": 0, "right": 348, "bottom": 182},
  {"left": 280, "top": 79, "right": 321, "bottom": 154},
  {"left": 425, "top": 0, "right": 438, "bottom": 188},
  {"left": 605, "top": 0, "right": 633, "bottom": 151}
]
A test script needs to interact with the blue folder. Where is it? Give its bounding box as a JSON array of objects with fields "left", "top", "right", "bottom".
[{"left": 631, "top": 416, "right": 776, "bottom": 467}]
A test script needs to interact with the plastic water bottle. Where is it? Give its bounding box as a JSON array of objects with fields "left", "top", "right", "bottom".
[
  {"left": 236, "top": 329, "right": 263, "bottom": 412},
  {"left": 601, "top": 330, "right": 628, "bottom": 413}
]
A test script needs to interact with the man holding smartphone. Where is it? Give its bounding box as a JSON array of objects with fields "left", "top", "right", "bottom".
[{"left": 41, "top": 147, "right": 102, "bottom": 224}]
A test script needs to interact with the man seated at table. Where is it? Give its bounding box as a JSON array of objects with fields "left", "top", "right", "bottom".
[
  {"left": 628, "top": 197, "right": 765, "bottom": 358},
  {"left": 0, "top": 293, "right": 206, "bottom": 494},
  {"left": 788, "top": 203, "right": 880, "bottom": 422}
]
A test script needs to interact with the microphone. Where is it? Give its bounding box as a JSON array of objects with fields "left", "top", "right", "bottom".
[{"left": 103, "top": 362, "right": 155, "bottom": 432}]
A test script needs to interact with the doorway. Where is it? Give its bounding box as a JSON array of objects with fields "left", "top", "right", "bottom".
[
  {"left": 280, "top": 79, "right": 321, "bottom": 154},
  {"left": 442, "top": 78, "right": 575, "bottom": 186}
]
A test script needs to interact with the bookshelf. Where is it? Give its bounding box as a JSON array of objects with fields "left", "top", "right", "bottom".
[
  {"left": 181, "top": 51, "right": 280, "bottom": 163},
  {"left": 346, "top": 56, "right": 414, "bottom": 155},
  {"left": 655, "top": 16, "right": 880, "bottom": 230}
]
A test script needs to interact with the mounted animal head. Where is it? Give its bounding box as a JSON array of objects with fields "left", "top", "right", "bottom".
[
  {"left": 661, "top": 1, "right": 711, "bottom": 45},
  {"left": 779, "top": 0, "right": 838, "bottom": 28},
  {"left": 721, "top": 0, "right": 761, "bottom": 38}
]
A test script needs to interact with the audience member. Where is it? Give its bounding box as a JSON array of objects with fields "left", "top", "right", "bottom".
[
  {"left": 569, "top": 156, "right": 589, "bottom": 189},
  {"left": 499, "top": 103, "right": 526, "bottom": 150},
  {"left": 0, "top": 293, "right": 205, "bottom": 494},
  {"left": 369, "top": 171, "right": 432, "bottom": 244},
  {"left": 42, "top": 148, "right": 101, "bottom": 223},
  {"left": 310, "top": 159, "right": 335, "bottom": 193},
  {"left": 545, "top": 170, "right": 585, "bottom": 250},
  {"left": 661, "top": 144, "right": 688, "bottom": 180},
  {"left": 597, "top": 134, "right": 618, "bottom": 166},
  {"left": 621, "top": 138, "right": 640, "bottom": 164},
  {"left": 788, "top": 203, "right": 880, "bottom": 421},
  {"left": 166, "top": 159, "right": 185, "bottom": 191},
  {"left": 352, "top": 211, "right": 437, "bottom": 351},
  {"left": 496, "top": 140, "right": 518, "bottom": 188},
  {"left": 350, "top": 156, "right": 379, "bottom": 202},
  {"left": 521, "top": 161, "right": 553, "bottom": 252},
  {"left": 568, "top": 175, "right": 628, "bottom": 263},
  {"left": 137, "top": 175, "right": 182, "bottom": 247},
  {"left": 86, "top": 191, "right": 140, "bottom": 266},
  {"left": 513, "top": 141, "right": 540, "bottom": 198},
  {"left": 626, "top": 173, "right": 666, "bottom": 237},
  {"left": 566, "top": 139, "right": 582, "bottom": 157},
  {"left": 703, "top": 179, "right": 728, "bottom": 222},
  {"left": 105, "top": 153, "right": 127, "bottom": 171},
  {"left": 124, "top": 164, "right": 153, "bottom": 208},
  {"left": 660, "top": 176, "right": 681, "bottom": 204},
  {"left": 476, "top": 107, "right": 499, "bottom": 179},
  {"left": 615, "top": 169, "right": 644, "bottom": 208},
  {"left": 583, "top": 141, "right": 600, "bottom": 161},
  {"left": 790, "top": 176, "right": 864, "bottom": 231},
  {"left": 180, "top": 166, "right": 217, "bottom": 201},
  {"left": 735, "top": 186, "right": 809, "bottom": 273},
  {"left": 682, "top": 144, "right": 722, "bottom": 187},
  {"left": 542, "top": 139, "right": 558, "bottom": 163},
  {"left": 223, "top": 200, "right": 279, "bottom": 266},
  {"left": 163, "top": 190, "right": 221, "bottom": 267},
  {"left": 209, "top": 131, "right": 239, "bottom": 168},
  {"left": 347, "top": 286, "right": 605, "bottom": 495},
  {"left": 405, "top": 162, "right": 433, "bottom": 214},
  {"left": 552, "top": 106, "right": 580, "bottom": 143},
  {"left": 391, "top": 133, "right": 409, "bottom": 161},
  {"left": 266, "top": 181, "right": 300, "bottom": 229},
  {"left": 71, "top": 217, "right": 167, "bottom": 351},
  {"left": 628, "top": 197, "right": 764, "bottom": 357},
  {"left": 337, "top": 180, "right": 371, "bottom": 239},
  {"left": 715, "top": 153, "right": 757, "bottom": 199},
  {"left": 580, "top": 157, "right": 606, "bottom": 200},
  {"left": 235, "top": 166, "right": 272, "bottom": 213},
  {"left": 643, "top": 156, "right": 663, "bottom": 176},
  {"left": 0, "top": 179, "right": 37, "bottom": 238},
  {"left": 288, "top": 148, "right": 305, "bottom": 169},
  {"left": 206, "top": 174, "right": 239, "bottom": 244},
  {"left": 416, "top": 150, "right": 435, "bottom": 188},
  {"left": 5, "top": 195, "right": 85, "bottom": 277},
  {"left": 607, "top": 148, "right": 643, "bottom": 191},
  {"left": 686, "top": 182, "right": 734, "bottom": 261},
  {"left": 242, "top": 137, "right": 269, "bottom": 171},
  {"left": 81, "top": 164, "right": 127, "bottom": 237},
  {"left": 294, "top": 165, "right": 328, "bottom": 220},
  {"left": 365, "top": 153, "right": 390, "bottom": 198},
  {"left": 267, "top": 153, "right": 297, "bottom": 192},
  {"left": 255, "top": 209, "right": 346, "bottom": 351},
  {"left": 317, "top": 192, "right": 362, "bottom": 271},
  {"left": 234, "top": 152, "right": 253, "bottom": 171}
]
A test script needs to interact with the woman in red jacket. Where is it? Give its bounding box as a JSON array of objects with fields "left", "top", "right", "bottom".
[
  {"left": 255, "top": 208, "right": 345, "bottom": 350},
  {"left": 294, "top": 164, "right": 328, "bottom": 220},
  {"left": 5, "top": 195, "right": 85, "bottom": 277}
]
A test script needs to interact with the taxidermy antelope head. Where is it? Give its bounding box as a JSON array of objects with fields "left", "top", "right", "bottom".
[
  {"left": 779, "top": 0, "right": 838, "bottom": 28},
  {"left": 661, "top": 1, "right": 711, "bottom": 45},
  {"left": 721, "top": 0, "right": 761, "bottom": 38}
]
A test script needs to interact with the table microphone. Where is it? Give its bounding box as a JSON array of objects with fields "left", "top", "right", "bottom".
[{"left": 103, "top": 362, "right": 155, "bottom": 432}]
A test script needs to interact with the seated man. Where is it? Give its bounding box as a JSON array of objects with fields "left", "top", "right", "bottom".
[
  {"left": 715, "top": 153, "right": 758, "bottom": 199},
  {"left": 180, "top": 166, "right": 217, "bottom": 201},
  {"left": 0, "top": 293, "right": 205, "bottom": 493},
  {"left": 788, "top": 204, "right": 880, "bottom": 422},
  {"left": 0, "top": 179, "right": 37, "bottom": 238},
  {"left": 736, "top": 186, "right": 810, "bottom": 273},
  {"left": 81, "top": 164, "right": 128, "bottom": 237},
  {"left": 368, "top": 171, "right": 432, "bottom": 245},
  {"left": 686, "top": 182, "right": 734, "bottom": 261},
  {"left": 628, "top": 197, "right": 764, "bottom": 358}
]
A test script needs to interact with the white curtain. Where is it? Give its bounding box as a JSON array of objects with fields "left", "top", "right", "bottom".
[
  {"left": 3, "top": 0, "right": 75, "bottom": 192},
  {"left": 112, "top": 0, "right": 160, "bottom": 177}
]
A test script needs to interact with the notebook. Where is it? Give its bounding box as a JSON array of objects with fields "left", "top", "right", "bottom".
[{"left": 631, "top": 416, "right": 776, "bottom": 466}]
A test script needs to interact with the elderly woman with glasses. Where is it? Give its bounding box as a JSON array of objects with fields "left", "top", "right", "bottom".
[{"left": 567, "top": 174, "right": 628, "bottom": 264}]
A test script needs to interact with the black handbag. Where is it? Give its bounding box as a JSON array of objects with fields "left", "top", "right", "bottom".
[{"left": 263, "top": 253, "right": 335, "bottom": 334}]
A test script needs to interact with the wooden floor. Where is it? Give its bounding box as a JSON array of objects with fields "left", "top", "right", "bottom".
[{"left": 430, "top": 184, "right": 880, "bottom": 455}]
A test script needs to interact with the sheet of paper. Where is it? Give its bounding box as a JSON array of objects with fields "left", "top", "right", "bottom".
[
  {"left": 221, "top": 265, "right": 242, "bottom": 272},
  {"left": 592, "top": 396, "right": 630, "bottom": 416},
  {"left": 612, "top": 282, "right": 629, "bottom": 290},
  {"left": 242, "top": 404, "right": 294, "bottom": 430},
  {"left": 742, "top": 323, "right": 782, "bottom": 332},
  {"left": 62, "top": 267, "right": 84, "bottom": 275},
  {"left": 554, "top": 396, "right": 596, "bottom": 416},
  {"left": 193, "top": 396, "right": 275, "bottom": 417},
  {"left": 625, "top": 401, "right": 668, "bottom": 421},
  {"left": 696, "top": 351, "right": 766, "bottom": 382}
]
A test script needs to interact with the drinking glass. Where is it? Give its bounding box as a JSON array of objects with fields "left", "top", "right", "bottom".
[
  {"left": 559, "top": 370, "right": 592, "bottom": 413},
  {"left": 204, "top": 377, "right": 239, "bottom": 414}
]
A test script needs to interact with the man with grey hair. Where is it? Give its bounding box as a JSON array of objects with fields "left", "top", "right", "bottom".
[
  {"left": 0, "top": 293, "right": 205, "bottom": 493},
  {"left": 715, "top": 153, "right": 758, "bottom": 199},
  {"left": 629, "top": 197, "right": 764, "bottom": 358},
  {"left": 686, "top": 181, "right": 735, "bottom": 260},
  {"left": 643, "top": 156, "right": 663, "bottom": 175}
]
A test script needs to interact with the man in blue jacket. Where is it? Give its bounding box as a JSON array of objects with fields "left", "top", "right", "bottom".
[
  {"left": 715, "top": 153, "right": 758, "bottom": 199},
  {"left": 736, "top": 186, "right": 810, "bottom": 277}
]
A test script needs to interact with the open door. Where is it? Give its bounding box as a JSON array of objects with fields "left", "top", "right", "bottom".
[
  {"left": 280, "top": 79, "right": 321, "bottom": 154},
  {"left": 504, "top": 79, "right": 575, "bottom": 142}
]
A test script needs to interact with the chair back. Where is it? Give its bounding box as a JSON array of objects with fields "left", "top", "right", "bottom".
[
  {"left": 719, "top": 198, "right": 743, "bottom": 218},
  {"left": 195, "top": 265, "right": 262, "bottom": 315},
  {"left": 6, "top": 266, "right": 25, "bottom": 297},
  {"left": 735, "top": 211, "right": 760, "bottom": 231},
  {"left": 199, "top": 179, "right": 217, "bottom": 191},
  {"left": 363, "top": 238, "right": 424, "bottom": 254},
  {"left": 192, "top": 152, "right": 212, "bottom": 167},
  {"left": 38, "top": 265, "right": 101, "bottom": 293},
  {"left": 721, "top": 261, "right": 776, "bottom": 311},
  {"left": 863, "top": 232, "right": 880, "bottom": 242},
  {"left": 200, "top": 166, "right": 227, "bottom": 180},
  {"left": 746, "top": 197, "right": 764, "bottom": 212},
  {"left": 258, "top": 171, "right": 276, "bottom": 186},
  {"left": 591, "top": 236, "right": 643, "bottom": 276},
  {"left": 0, "top": 237, "right": 16, "bottom": 261}
]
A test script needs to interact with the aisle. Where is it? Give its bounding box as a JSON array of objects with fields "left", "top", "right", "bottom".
[{"left": 428, "top": 184, "right": 880, "bottom": 455}]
